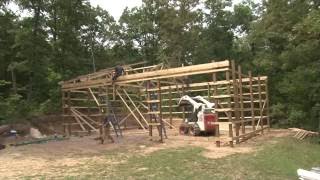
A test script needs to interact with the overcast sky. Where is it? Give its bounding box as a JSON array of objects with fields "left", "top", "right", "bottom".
[
  {"left": 90, "top": 0, "right": 142, "bottom": 20},
  {"left": 8, "top": 0, "right": 251, "bottom": 20},
  {"left": 89, "top": 0, "right": 247, "bottom": 20}
]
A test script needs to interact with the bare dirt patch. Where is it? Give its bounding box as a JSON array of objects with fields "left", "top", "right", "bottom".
[{"left": 0, "top": 128, "right": 291, "bottom": 179}]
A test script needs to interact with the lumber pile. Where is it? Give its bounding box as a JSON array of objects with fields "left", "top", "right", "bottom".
[{"left": 290, "top": 128, "right": 319, "bottom": 140}]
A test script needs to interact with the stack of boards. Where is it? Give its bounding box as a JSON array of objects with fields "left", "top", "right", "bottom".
[{"left": 290, "top": 128, "right": 319, "bottom": 140}]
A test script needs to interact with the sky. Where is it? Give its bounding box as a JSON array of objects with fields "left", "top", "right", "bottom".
[
  {"left": 8, "top": 0, "right": 253, "bottom": 21},
  {"left": 89, "top": 0, "right": 247, "bottom": 21},
  {"left": 90, "top": 0, "right": 142, "bottom": 20}
]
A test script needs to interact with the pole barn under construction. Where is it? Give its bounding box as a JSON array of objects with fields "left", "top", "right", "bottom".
[{"left": 60, "top": 60, "right": 270, "bottom": 146}]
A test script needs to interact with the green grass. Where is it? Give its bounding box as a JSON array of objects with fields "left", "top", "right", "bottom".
[
  {"left": 98, "top": 137, "right": 320, "bottom": 180},
  {"left": 26, "top": 137, "right": 320, "bottom": 180}
]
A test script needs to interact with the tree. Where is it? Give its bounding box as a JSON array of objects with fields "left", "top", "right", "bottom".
[{"left": 247, "top": 0, "right": 320, "bottom": 129}]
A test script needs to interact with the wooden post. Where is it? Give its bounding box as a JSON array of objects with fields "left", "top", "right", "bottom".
[
  {"left": 258, "top": 76, "right": 264, "bottom": 134},
  {"left": 146, "top": 81, "right": 152, "bottom": 138},
  {"left": 87, "top": 89, "right": 91, "bottom": 116},
  {"left": 116, "top": 90, "right": 146, "bottom": 131},
  {"left": 67, "top": 90, "right": 72, "bottom": 134},
  {"left": 231, "top": 60, "right": 240, "bottom": 144},
  {"left": 169, "top": 86, "right": 173, "bottom": 128},
  {"left": 265, "top": 78, "right": 270, "bottom": 131},
  {"left": 229, "top": 123, "right": 234, "bottom": 147},
  {"left": 207, "top": 83, "right": 211, "bottom": 101},
  {"left": 67, "top": 91, "right": 71, "bottom": 111},
  {"left": 226, "top": 70, "right": 233, "bottom": 140},
  {"left": 248, "top": 71, "right": 255, "bottom": 131},
  {"left": 212, "top": 73, "right": 218, "bottom": 108},
  {"left": 157, "top": 80, "right": 164, "bottom": 143},
  {"left": 182, "top": 84, "right": 186, "bottom": 122},
  {"left": 112, "top": 84, "right": 116, "bottom": 100},
  {"left": 238, "top": 65, "right": 245, "bottom": 134},
  {"left": 62, "top": 91, "right": 67, "bottom": 136},
  {"left": 98, "top": 87, "right": 104, "bottom": 127},
  {"left": 105, "top": 86, "right": 110, "bottom": 114}
]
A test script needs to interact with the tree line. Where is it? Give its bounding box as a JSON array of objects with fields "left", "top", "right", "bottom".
[{"left": 0, "top": 0, "right": 319, "bottom": 130}]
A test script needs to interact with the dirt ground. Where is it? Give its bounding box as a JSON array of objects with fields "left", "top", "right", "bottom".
[{"left": 0, "top": 128, "right": 292, "bottom": 179}]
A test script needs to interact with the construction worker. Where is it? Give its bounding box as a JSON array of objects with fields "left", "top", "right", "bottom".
[
  {"left": 112, "top": 64, "right": 125, "bottom": 81},
  {"left": 99, "top": 116, "right": 114, "bottom": 144}
]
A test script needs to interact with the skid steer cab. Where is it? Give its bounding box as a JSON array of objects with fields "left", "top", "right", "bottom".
[{"left": 178, "top": 95, "right": 218, "bottom": 136}]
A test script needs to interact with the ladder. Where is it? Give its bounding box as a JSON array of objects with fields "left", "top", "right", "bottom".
[
  {"left": 146, "top": 80, "right": 167, "bottom": 142},
  {"left": 93, "top": 87, "right": 123, "bottom": 137},
  {"left": 104, "top": 88, "right": 123, "bottom": 137}
]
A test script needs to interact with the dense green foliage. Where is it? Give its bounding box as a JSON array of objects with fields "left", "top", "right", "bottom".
[{"left": 0, "top": 0, "right": 319, "bottom": 130}]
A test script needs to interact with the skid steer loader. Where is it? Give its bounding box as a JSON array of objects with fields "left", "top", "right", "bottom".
[{"left": 178, "top": 95, "right": 218, "bottom": 136}]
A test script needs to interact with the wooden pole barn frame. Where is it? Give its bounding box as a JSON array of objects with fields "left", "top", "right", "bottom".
[{"left": 60, "top": 60, "right": 270, "bottom": 146}]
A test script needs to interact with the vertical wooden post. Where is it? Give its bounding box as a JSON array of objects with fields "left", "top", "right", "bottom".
[
  {"left": 67, "top": 90, "right": 72, "bottom": 135},
  {"left": 87, "top": 89, "right": 91, "bottom": 116},
  {"left": 182, "top": 84, "right": 186, "bottom": 122},
  {"left": 169, "top": 86, "right": 173, "bottom": 128},
  {"left": 98, "top": 87, "right": 104, "bottom": 134},
  {"left": 238, "top": 65, "right": 245, "bottom": 134},
  {"left": 207, "top": 84, "right": 211, "bottom": 101},
  {"left": 231, "top": 60, "right": 240, "bottom": 144},
  {"left": 157, "top": 80, "right": 164, "bottom": 143},
  {"left": 258, "top": 76, "right": 264, "bottom": 133},
  {"left": 105, "top": 86, "right": 110, "bottom": 114},
  {"left": 265, "top": 78, "right": 271, "bottom": 131},
  {"left": 226, "top": 70, "right": 233, "bottom": 139},
  {"left": 112, "top": 84, "right": 116, "bottom": 100},
  {"left": 212, "top": 73, "right": 218, "bottom": 107},
  {"left": 62, "top": 91, "right": 67, "bottom": 136},
  {"left": 146, "top": 81, "right": 152, "bottom": 138},
  {"left": 106, "top": 86, "right": 111, "bottom": 127},
  {"left": 229, "top": 123, "right": 234, "bottom": 147},
  {"left": 248, "top": 71, "right": 255, "bottom": 131},
  {"left": 62, "top": 90, "right": 66, "bottom": 121}
]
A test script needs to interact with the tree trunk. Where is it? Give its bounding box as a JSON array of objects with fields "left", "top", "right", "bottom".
[
  {"left": 27, "top": 0, "right": 41, "bottom": 101},
  {"left": 10, "top": 68, "right": 17, "bottom": 94}
]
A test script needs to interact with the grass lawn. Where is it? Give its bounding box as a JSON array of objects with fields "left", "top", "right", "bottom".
[{"left": 25, "top": 137, "right": 320, "bottom": 180}]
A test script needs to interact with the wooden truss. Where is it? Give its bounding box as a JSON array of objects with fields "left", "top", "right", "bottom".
[{"left": 61, "top": 60, "right": 270, "bottom": 145}]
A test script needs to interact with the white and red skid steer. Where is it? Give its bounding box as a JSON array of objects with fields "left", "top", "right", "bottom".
[{"left": 178, "top": 95, "right": 218, "bottom": 136}]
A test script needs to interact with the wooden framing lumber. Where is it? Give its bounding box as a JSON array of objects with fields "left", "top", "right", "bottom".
[
  {"left": 61, "top": 59, "right": 269, "bottom": 145},
  {"left": 70, "top": 108, "right": 98, "bottom": 132},
  {"left": 249, "top": 71, "right": 255, "bottom": 131},
  {"left": 62, "top": 61, "right": 230, "bottom": 90},
  {"left": 238, "top": 65, "right": 245, "bottom": 134},
  {"left": 122, "top": 88, "right": 149, "bottom": 126},
  {"left": 116, "top": 89, "right": 147, "bottom": 131}
]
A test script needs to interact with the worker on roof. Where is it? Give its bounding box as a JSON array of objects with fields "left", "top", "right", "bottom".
[{"left": 112, "top": 63, "right": 125, "bottom": 81}]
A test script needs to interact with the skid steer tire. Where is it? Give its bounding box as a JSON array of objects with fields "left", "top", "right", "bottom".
[
  {"left": 190, "top": 124, "right": 201, "bottom": 136},
  {"left": 179, "top": 123, "right": 189, "bottom": 135}
]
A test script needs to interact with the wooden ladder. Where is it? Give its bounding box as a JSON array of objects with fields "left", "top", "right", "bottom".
[{"left": 146, "top": 80, "right": 167, "bottom": 142}]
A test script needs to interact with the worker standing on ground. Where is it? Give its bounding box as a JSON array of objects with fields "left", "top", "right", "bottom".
[
  {"left": 112, "top": 63, "right": 125, "bottom": 82},
  {"left": 99, "top": 116, "right": 114, "bottom": 144}
]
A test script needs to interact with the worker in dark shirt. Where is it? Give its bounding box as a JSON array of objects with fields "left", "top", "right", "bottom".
[
  {"left": 112, "top": 64, "right": 125, "bottom": 81},
  {"left": 99, "top": 116, "right": 114, "bottom": 144}
]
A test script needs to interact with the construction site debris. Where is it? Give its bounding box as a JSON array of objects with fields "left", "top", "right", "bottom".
[
  {"left": 0, "top": 125, "right": 10, "bottom": 135},
  {"left": 11, "top": 135, "right": 68, "bottom": 147},
  {"left": 30, "top": 127, "right": 46, "bottom": 139},
  {"left": 289, "top": 128, "right": 319, "bottom": 140}
]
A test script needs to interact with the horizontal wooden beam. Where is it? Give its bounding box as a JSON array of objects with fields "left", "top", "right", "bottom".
[
  {"left": 62, "top": 60, "right": 230, "bottom": 90},
  {"left": 144, "top": 76, "right": 267, "bottom": 92}
]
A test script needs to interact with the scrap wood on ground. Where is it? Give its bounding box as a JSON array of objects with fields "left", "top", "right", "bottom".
[{"left": 289, "top": 128, "right": 319, "bottom": 140}]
